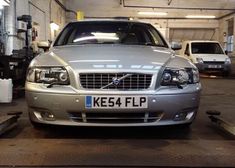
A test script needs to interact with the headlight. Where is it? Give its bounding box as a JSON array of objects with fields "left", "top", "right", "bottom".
[
  {"left": 161, "top": 68, "right": 199, "bottom": 87},
  {"left": 225, "top": 58, "right": 231, "bottom": 64},
  {"left": 26, "top": 67, "right": 70, "bottom": 85},
  {"left": 196, "top": 58, "right": 204, "bottom": 64}
]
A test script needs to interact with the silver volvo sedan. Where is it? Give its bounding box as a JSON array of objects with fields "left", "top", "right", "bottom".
[{"left": 26, "top": 20, "right": 201, "bottom": 127}]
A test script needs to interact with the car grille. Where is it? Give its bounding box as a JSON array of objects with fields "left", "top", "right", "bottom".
[
  {"left": 68, "top": 112, "right": 163, "bottom": 124},
  {"left": 79, "top": 73, "right": 152, "bottom": 90}
]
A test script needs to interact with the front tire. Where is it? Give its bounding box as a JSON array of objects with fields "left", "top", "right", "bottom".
[{"left": 222, "top": 70, "right": 231, "bottom": 77}]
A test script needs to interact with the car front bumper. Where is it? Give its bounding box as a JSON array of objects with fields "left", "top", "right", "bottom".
[
  {"left": 26, "top": 83, "right": 201, "bottom": 127},
  {"left": 195, "top": 63, "right": 231, "bottom": 72}
]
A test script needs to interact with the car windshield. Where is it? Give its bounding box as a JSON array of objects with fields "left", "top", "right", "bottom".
[
  {"left": 54, "top": 21, "right": 168, "bottom": 47},
  {"left": 191, "top": 42, "right": 224, "bottom": 54}
]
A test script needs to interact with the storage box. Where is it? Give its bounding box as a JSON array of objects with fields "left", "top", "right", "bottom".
[{"left": 0, "top": 79, "right": 13, "bottom": 103}]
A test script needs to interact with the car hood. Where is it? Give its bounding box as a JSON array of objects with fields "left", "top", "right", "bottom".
[
  {"left": 193, "top": 54, "right": 228, "bottom": 62},
  {"left": 46, "top": 45, "right": 173, "bottom": 71}
]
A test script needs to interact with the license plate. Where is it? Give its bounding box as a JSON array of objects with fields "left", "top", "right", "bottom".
[
  {"left": 208, "top": 64, "right": 222, "bottom": 69},
  {"left": 85, "top": 96, "right": 148, "bottom": 109}
]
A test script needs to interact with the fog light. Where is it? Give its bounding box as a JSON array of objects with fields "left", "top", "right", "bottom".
[
  {"left": 174, "top": 112, "right": 187, "bottom": 121},
  {"left": 41, "top": 111, "right": 55, "bottom": 121}
]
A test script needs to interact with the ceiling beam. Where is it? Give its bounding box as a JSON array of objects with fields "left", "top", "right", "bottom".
[
  {"left": 123, "top": 0, "right": 235, "bottom": 11},
  {"left": 218, "top": 11, "right": 235, "bottom": 19}
]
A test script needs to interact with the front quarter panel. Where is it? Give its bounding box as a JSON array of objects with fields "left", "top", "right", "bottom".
[
  {"left": 165, "top": 55, "right": 195, "bottom": 69},
  {"left": 29, "top": 50, "right": 67, "bottom": 68}
]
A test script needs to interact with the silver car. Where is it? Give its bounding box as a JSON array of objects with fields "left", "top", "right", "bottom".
[{"left": 26, "top": 20, "right": 201, "bottom": 127}]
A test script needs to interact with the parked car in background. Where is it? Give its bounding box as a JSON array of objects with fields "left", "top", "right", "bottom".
[
  {"left": 25, "top": 20, "right": 201, "bottom": 128},
  {"left": 179, "top": 40, "right": 231, "bottom": 75}
]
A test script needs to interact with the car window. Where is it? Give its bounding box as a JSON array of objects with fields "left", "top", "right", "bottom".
[
  {"left": 121, "top": 24, "right": 150, "bottom": 44},
  {"left": 54, "top": 21, "right": 168, "bottom": 47},
  {"left": 191, "top": 42, "right": 224, "bottom": 54}
]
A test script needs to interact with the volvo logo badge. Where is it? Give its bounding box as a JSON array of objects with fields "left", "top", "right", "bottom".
[
  {"left": 112, "top": 77, "right": 120, "bottom": 86},
  {"left": 101, "top": 74, "right": 132, "bottom": 89}
]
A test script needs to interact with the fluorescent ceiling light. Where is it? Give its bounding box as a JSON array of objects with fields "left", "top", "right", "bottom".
[
  {"left": 138, "top": 11, "right": 167, "bottom": 16},
  {"left": 50, "top": 22, "right": 59, "bottom": 31},
  {"left": 185, "top": 15, "right": 216, "bottom": 19}
]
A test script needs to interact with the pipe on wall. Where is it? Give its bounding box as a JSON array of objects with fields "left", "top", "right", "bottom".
[
  {"left": 4, "top": 0, "right": 16, "bottom": 55},
  {"left": 54, "top": 0, "right": 77, "bottom": 17}
]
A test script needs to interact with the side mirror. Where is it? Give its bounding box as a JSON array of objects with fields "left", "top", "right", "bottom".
[
  {"left": 225, "top": 50, "right": 228, "bottom": 55},
  {"left": 37, "top": 41, "right": 51, "bottom": 52},
  {"left": 171, "top": 42, "right": 182, "bottom": 50},
  {"left": 48, "top": 40, "right": 53, "bottom": 45}
]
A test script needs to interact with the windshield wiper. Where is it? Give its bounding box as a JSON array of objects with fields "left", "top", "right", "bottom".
[
  {"left": 98, "top": 42, "right": 116, "bottom": 44},
  {"left": 153, "top": 44, "right": 169, "bottom": 48},
  {"left": 143, "top": 42, "right": 166, "bottom": 47},
  {"left": 138, "top": 42, "right": 168, "bottom": 48},
  {"left": 69, "top": 42, "right": 97, "bottom": 45},
  {"left": 120, "top": 42, "right": 168, "bottom": 48}
]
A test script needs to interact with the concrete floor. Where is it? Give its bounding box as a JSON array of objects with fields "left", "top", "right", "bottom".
[{"left": 0, "top": 73, "right": 235, "bottom": 167}]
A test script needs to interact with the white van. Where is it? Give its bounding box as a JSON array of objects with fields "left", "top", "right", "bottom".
[{"left": 179, "top": 41, "right": 231, "bottom": 75}]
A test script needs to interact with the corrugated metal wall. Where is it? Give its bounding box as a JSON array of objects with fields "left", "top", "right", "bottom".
[{"left": 169, "top": 28, "right": 216, "bottom": 42}]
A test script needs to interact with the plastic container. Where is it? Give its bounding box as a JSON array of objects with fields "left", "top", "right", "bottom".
[{"left": 0, "top": 79, "right": 13, "bottom": 103}]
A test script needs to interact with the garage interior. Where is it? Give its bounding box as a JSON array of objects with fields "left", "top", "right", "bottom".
[{"left": 0, "top": 0, "right": 235, "bottom": 167}]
